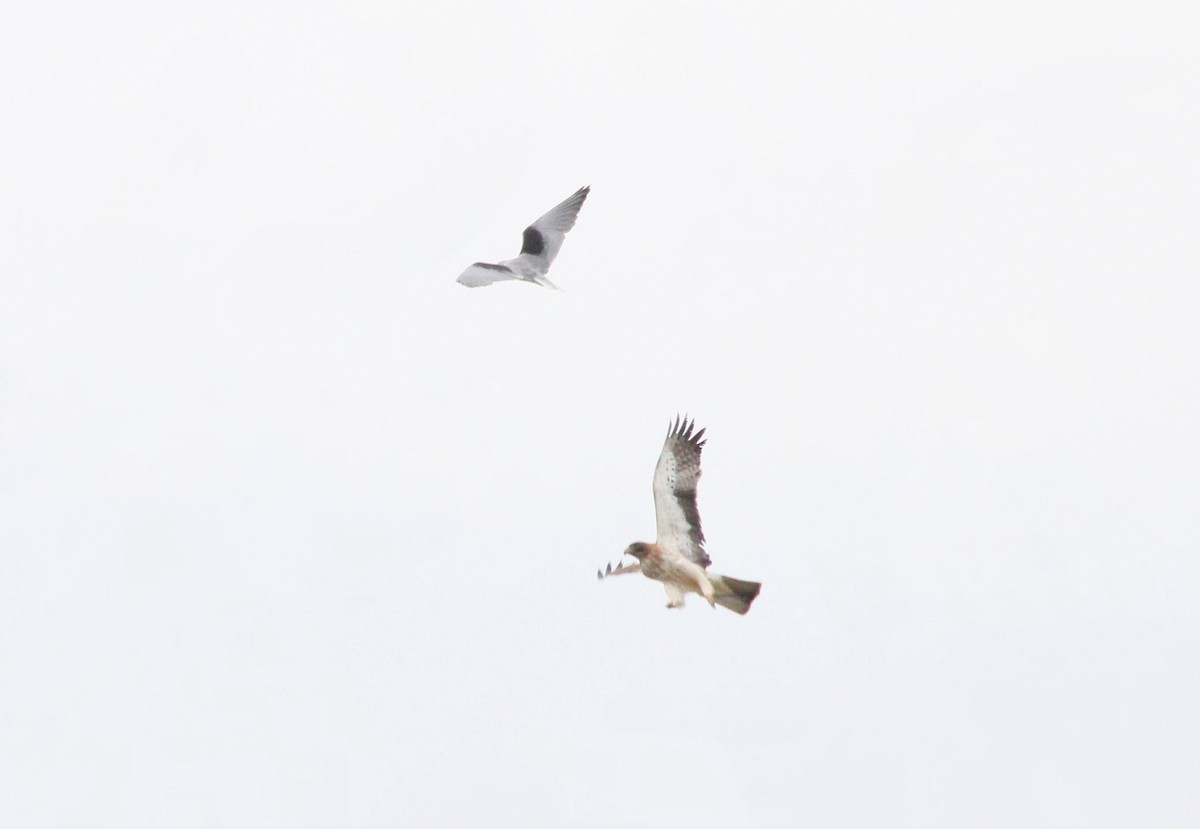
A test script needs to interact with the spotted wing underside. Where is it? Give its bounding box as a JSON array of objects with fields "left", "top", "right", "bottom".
[{"left": 651, "top": 416, "right": 710, "bottom": 568}]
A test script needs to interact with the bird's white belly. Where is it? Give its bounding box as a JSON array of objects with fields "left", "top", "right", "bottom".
[{"left": 498, "top": 256, "right": 544, "bottom": 280}]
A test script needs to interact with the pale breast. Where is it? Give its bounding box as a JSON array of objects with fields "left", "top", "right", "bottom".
[
  {"left": 641, "top": 557, "right": 667, "bottom": 581},
  {"left": 640, "top": 550, "right": 703, "bottom": 592}
]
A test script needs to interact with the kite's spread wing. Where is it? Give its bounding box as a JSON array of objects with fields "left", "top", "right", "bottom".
[{"left": 456, "top": 261, "right": 517, "bottom": 287}]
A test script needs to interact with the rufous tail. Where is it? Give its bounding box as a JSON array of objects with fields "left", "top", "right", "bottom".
[{"left": 709, "top": 574, "right": 762, "bottom": 615}]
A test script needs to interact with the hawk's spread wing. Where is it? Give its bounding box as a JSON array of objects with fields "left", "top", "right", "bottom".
[{"left": 651, "top": 416, "right": 710, "bottom": 568}]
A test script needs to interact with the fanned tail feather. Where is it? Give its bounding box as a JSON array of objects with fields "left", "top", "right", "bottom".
[{"left": 710, "top": 574, "right": 761, "bottom": 615}]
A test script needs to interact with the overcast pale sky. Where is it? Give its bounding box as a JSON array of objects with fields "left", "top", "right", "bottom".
[{"left": 2, "top": 2, "right": 1198, "bottom": 826}]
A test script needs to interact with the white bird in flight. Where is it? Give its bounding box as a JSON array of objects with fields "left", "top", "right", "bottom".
[{"left": 456, "top": 186, "right": 590, "bottom": 289}]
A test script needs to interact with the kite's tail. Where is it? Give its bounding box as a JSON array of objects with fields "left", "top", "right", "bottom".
[
  {"left": 531, "top": 274, "right": 561, "bottom": 290},
  {"left": 709, "top": 574, "right": 762, "bottom": 615}
]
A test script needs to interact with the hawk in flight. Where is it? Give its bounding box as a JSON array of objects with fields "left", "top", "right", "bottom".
[
  {"left": 456, "top": 186, "right": 590, "bottom": 289},
  {"left": 598, "top": 417, "right": 762, "bottom": 614}
]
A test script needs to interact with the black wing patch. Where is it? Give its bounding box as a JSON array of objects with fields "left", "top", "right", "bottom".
[
  {"left": 520, "top": 227, "right": 545, "bottom": 257},
  {"left": 473, "top": 262, "right": 513, "bottom": 272}
]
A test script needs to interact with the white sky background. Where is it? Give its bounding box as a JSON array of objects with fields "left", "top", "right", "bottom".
[{"left": 2, "top": 1, "right": 1198, "bottom": 825}]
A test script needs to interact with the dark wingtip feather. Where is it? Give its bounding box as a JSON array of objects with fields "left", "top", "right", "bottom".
[{"left": 666, "top": 414, "right": 706, "bottom": 448}]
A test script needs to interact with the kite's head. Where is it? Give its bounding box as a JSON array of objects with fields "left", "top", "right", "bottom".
[{"left": 624, "top": 542, "right": 650, "bottom": 561}]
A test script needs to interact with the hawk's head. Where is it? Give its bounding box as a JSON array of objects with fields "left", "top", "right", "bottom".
[{"left": 624, "top": 542, "right": 651, "bottom": 561}]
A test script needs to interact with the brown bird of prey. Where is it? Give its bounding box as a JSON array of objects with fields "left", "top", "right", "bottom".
[
  {"left": 456, "top": 186, "right": 590, "bottom": 289},
  {"left": 597, "top": 417, "right": 762, "bottom": 614}
]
